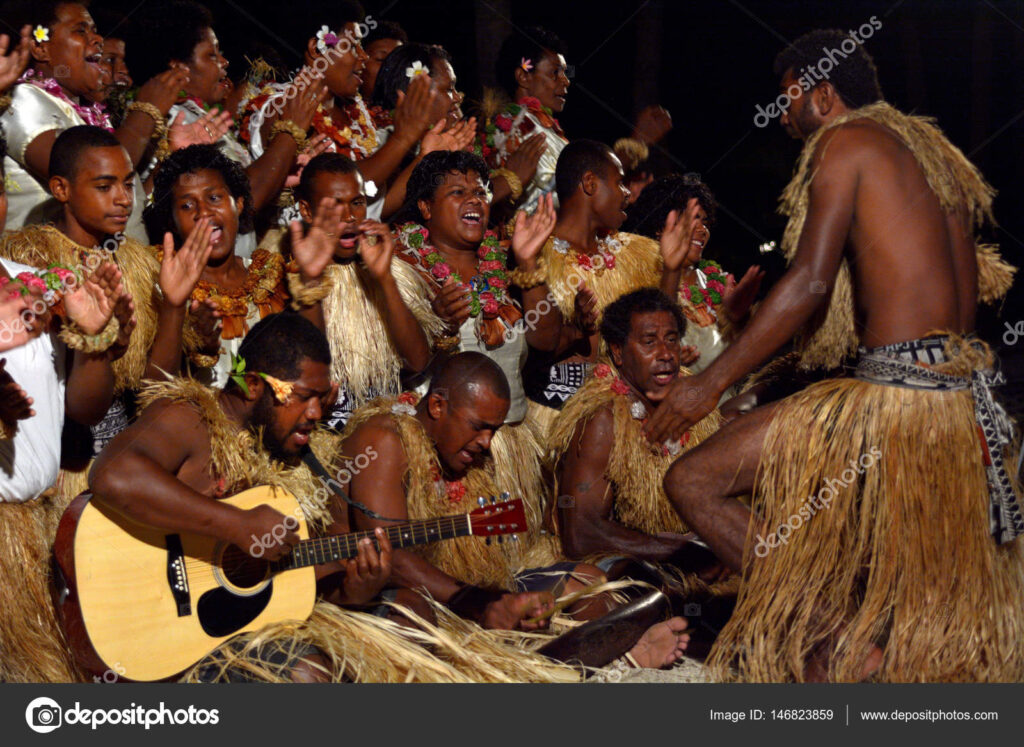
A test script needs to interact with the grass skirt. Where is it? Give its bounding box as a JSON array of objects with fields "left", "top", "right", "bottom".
[
  {"left": 0, "top": 493, "right": 87, "bottom": 682},
  {"left": 708, "top": 348, "right": 1024, "bottom": 682}
]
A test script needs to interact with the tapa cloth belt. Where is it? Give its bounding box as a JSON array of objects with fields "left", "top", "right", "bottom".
[{"left": 853, "top": 336, "right": 1023, "bottom": 545}]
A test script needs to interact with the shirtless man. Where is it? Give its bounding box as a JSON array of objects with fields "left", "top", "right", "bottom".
[
  {"left": 339, "top": 351, "right": 691, "bottom": 668},
  {"left": 89, "top": 313, "right": 392, "bottom": 681},
  {"left": 651, "top": 29, "right": 1022, "bottom": 682}
]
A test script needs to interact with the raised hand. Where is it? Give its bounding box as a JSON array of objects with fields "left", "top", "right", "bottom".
[
  {"left": 0, "top": 25, "right": 31, "bottom": 93},
  {"left": 431, "top": 277, "right": 472, "bottom": 331},
  {"left": 135, "top": 67, "right": 191, "bottom": 115},
  {"left": 573, "top": 283, "right": 599, "bottom": 335},
  {"left": 633, "top": 104, "right": 673, "bottom": 145},
  {"left": 0, "top": 359, "right": 33, "bottom": 431},
  {"left": 64, "top": 262, "right": 123, "bottom": 335},
  {"left": 393, "top": 73, "right": 441, "bottom": 142},
  {"left": 659, "top": 198, "right": 703, "bottom": 273},
  {"left": 505, "top": 132, "right": 546, "bottom": 186},
  {"left": 420, "top": 116, "right": 477, "bottom": 155},
  {"left": 356, "top": 221, "right": 396, "bottom": 282},
  {"left": 160, "top": 217, "right": 215, "bottom": 308},
  {"left": 284, "top": 134, "right": 331, "bottom": 189},
  {"left": 188, "top": 297, "right": 222, "bottom": 354},
  {"left": 289, "top": 197, "right": 345, "bottom": 282},
  {"left": 679, "top": 345, "right": 700, "bottom": 367},
  {"left": 279, "top": 78, "right": 329, "bottom": 131},
  {"left": 168, "top": 107, "right": 234, "bottom": 151},
  {"left": 722, "top": 265, "right": 765, "bottom": 324},
  {"left": 106, "top": 292, "right": 137, "bottom": 362},
  {"left": 644, "top": 370, "right": 719, "bottom": 444},
  {"left": 511, "top": 193, "right": 556, "bottom": 265},
  {"left": 0, "top": 284, "right": 45, "bottom": 353},
  {"left": 341, "top": 528, "right": 392, "bottom": 605}
]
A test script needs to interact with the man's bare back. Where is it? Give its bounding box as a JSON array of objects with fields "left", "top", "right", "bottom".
[{"left": 813, "top": 118, "right": 976, "bottom": 346}]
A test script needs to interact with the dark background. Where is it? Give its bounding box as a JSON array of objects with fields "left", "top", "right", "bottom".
[{"left": 61, "top": 1, "right": 1024, "bottom": 397}]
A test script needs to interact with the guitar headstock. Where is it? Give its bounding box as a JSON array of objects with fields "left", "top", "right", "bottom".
[{"left": 468, "top": 495, "right": 528, "bottom": 537}]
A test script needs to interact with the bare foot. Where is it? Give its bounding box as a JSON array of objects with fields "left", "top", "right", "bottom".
[{"left": 628, "top": 616, "right": 690, "bottom": 668}]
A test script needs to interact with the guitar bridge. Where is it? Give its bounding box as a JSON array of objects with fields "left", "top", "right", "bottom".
[{"left": 165, "top": 535, "right": 191, "bottom": 617}]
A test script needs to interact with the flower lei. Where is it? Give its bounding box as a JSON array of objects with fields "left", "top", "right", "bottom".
[
  {"left": 311, "top": 95, "right": 379, "bottom": 160},
  {"left": 593, "top": 363, "right": 690, "bottom": 456},
  {"left": 478, "top": 96, "right": 565, "bottom": 160},
  {"left": 390, "top": 390, "right": 467, "bottom": 504},
  {"left": 682, "top": 259, "right": 731, "bottom": 311},
  {"left": 397, "top": 224, "right": 512, "bottom": 318},
  {"left": 186, "top": 250, "right": 287, "bottom": 339},
  {"left": 550, "top": 235, "right": 622, "bottom": 275},
  {"left": 18, "top": 69, "right": 112, "bottom": 131},
  {"left": 0, "top": 263, "right": 81, "bottom": 316}
]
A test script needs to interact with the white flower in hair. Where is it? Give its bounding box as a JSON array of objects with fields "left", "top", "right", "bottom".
[
  {"left": 405, "top": 60, "right": 428, "bottom": 80},
  {"left": 391, "top": 403, "right": 416, "bottom": 416},
  {"left": 364, "top": 180, "right": 378, "bottom": 198},
  {"left": 33, "top": 25, "right": 49, "bottom": 43},
  {"left": 316, "top": 25, "right": 340, "bottom": 55}
]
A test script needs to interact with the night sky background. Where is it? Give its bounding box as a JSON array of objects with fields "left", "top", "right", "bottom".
[{"left": 47, "top": 1, "right": 1024, "bottom": 394}]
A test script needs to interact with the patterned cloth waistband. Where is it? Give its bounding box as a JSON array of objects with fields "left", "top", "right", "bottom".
[{"left": 853, "top": 335, "right": 1023, "bottom": 545}]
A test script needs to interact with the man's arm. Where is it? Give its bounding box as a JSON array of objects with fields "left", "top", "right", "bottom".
[
  {"left": 646, "top": 126, "right": 860, "bottom": 441},
  {"left": 558, "top": 407, "right": 689, "bottom": 561},
  {"left": 64, "top": 350, "right": 114, "bottom": 426},
  {"left": 89, "top": 400, "right": 294, "bottom": 559}
]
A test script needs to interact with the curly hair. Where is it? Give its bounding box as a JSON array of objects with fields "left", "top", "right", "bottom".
[
  {"left": 773, "top": 28, "right": 882, "bottom": 109},
  {"left": 600, "top": 287, "right": 686, "bottom": 349},
  {"left": 144, "top": 144, "right": 255, "bottom": 243},
  {"left": 621, "top": 173, "right": 716, "bottom": 240},
  {"left": 391, "top": 150, "right": 490, "bottom": 225},
  {"left": 495, "top": 26, "right": 567, "bottom": 98},
  {"left": 236, "top": 312, "right": 330, "bottom": 386},
  {"left": 123, "top": 1, "right": 214, "bottom": 86},
  {"left": 370, "top": 42, "right": 452, "bottom": 110}
]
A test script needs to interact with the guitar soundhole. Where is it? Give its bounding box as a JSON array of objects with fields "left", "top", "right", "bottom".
[{"left": 219, "top": 545, "right": 270, "bottom": 589}]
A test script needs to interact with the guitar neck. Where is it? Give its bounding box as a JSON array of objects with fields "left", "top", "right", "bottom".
[{"left": 274, "top": 514, "right": 472, "bottom": 570}]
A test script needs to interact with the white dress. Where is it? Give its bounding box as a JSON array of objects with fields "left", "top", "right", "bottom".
[{"left": 0, "top": 258, "right": 66, "bottom": 503}]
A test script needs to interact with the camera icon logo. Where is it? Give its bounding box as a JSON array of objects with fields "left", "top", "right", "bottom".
[
  {"left": 25, "top": 697, "right": 62, "bottom": 733},
  {"left": 683, "top": 602, "right": 702, "bottom": 617}
]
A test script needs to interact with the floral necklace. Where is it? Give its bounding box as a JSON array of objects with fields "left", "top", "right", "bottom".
[
  {"left": 682, "top": 259, "right": 730, "bottom": 312},
  {"left": 19, "top": 70, "right": 111, "bottom": 130},
  {"left": 397, "top": 223, "right": 522, "bottom": 349},
  {"left": 390, "top": 391, "right": 468, "bottom": 504},
  {"left": 188, "top": 250, "right": 287, "bottom": 339},
  {"left": 550, "top": 234, "right": 622, "bottom": 275},
  {"left": 593, "top": 363, "right": 690, "bottom": 457},
  {"left": 313, "top": 95, "right": 379, "bottom": 160},
  {"left": 478, "top": 96, "right": 566, "bottom": 160}
]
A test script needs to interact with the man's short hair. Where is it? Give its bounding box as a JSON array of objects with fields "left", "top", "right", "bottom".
[
  {"left": 144, "top": 144, "right": 255, "bottom": 242},
  {"left": 370, "top": 42, "right": 452, "bottom": 110},
  {"left": 555, "top": 139, "right": 616, "bottom": 205},
  {"left": 363, "top": 20, "right": 407, "bottom": 48},
  {"left": 295, "top": 152, "right": 360, "bottom": 204},
  {"left": 428, "top": 351, "right": 511, "bottom": 406},
  {"left": 622, "top": 173, "right": 716, "bottom": 239},
  {"left": 495, "top": 25, "right": 567, "bottom": 97},
  {"left": 124, "top": 1, "right": 213, "bottom": 86},
  {"left": 235, "top": 312, "right": 331, "bottom": 386},
  {"left": 773, "top": 29, "right": 882, "bottom": 109},
  {"left": 48, "top": 125, "right": 123, "bottom": 181},
  {"left": 600, "top": 287, "right": 686, "bottom": 349},
  {"left": 392, "top": 150, "right": 490, "bottom": 225}
]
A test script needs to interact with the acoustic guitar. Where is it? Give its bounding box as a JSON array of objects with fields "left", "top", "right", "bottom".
[{"left": 52, "top": 486, "right": 526, "bottom": 681}]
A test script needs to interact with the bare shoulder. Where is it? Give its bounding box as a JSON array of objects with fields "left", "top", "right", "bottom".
[
  {"left": 93, "top": 398, "right": 208, "bottom": 478},
  {"left": 570, "top": 403, "right": 615, "bottom": 461},
  {"left": 812, "top": 118, "right": 907, "bottom": 167},
  {"left": 339, "top": 414, "right": 408, "bottom": 470}
]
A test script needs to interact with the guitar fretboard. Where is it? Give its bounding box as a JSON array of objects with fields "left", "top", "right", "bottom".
[{"left": 272, "top": 515, "right": 472, "bottom": 570}]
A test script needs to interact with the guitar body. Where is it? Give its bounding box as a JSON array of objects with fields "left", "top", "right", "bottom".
[{"left": 54, "top": 487, "right": 315, "bottom": 682}]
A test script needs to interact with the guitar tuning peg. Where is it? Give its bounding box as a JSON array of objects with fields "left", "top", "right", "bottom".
[
  {"left": 500, "top": 491, "right": 510, "bottom": 502},
  {"left": 477, "top": 496, "right": 486, "bottom": 507},
  {"left": 490, "top": 495, "right": 496, "bottom": 504},
  {"left": 485, "top": 536, "right": 492, "bottom": 545},
  {"left": 497, "top": 536, "right": 504, "bottom": 544},
  {"left": 511, "top": 535, "right": 519, "bottom": 542}
]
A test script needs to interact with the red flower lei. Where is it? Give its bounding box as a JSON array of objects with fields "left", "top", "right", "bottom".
[
  {"left": 431, "top": 465, "right": 467, "bottom": 504},
  {"left": 311, "top": 97, "right": 379, "bottom": 160}
]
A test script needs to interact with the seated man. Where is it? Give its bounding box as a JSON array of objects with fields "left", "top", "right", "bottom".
[
  {"left": 511, "top": 138, "right": 702, "bottom": 445},
  {"left": 338, "top": 351, "right": 691, "bottom": 668},
  {"left": 86, "top": 313, "right": 430, "bottom": 682},
  {"left": 549, "top": 288, "right": 722, "bottom": 568}
]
